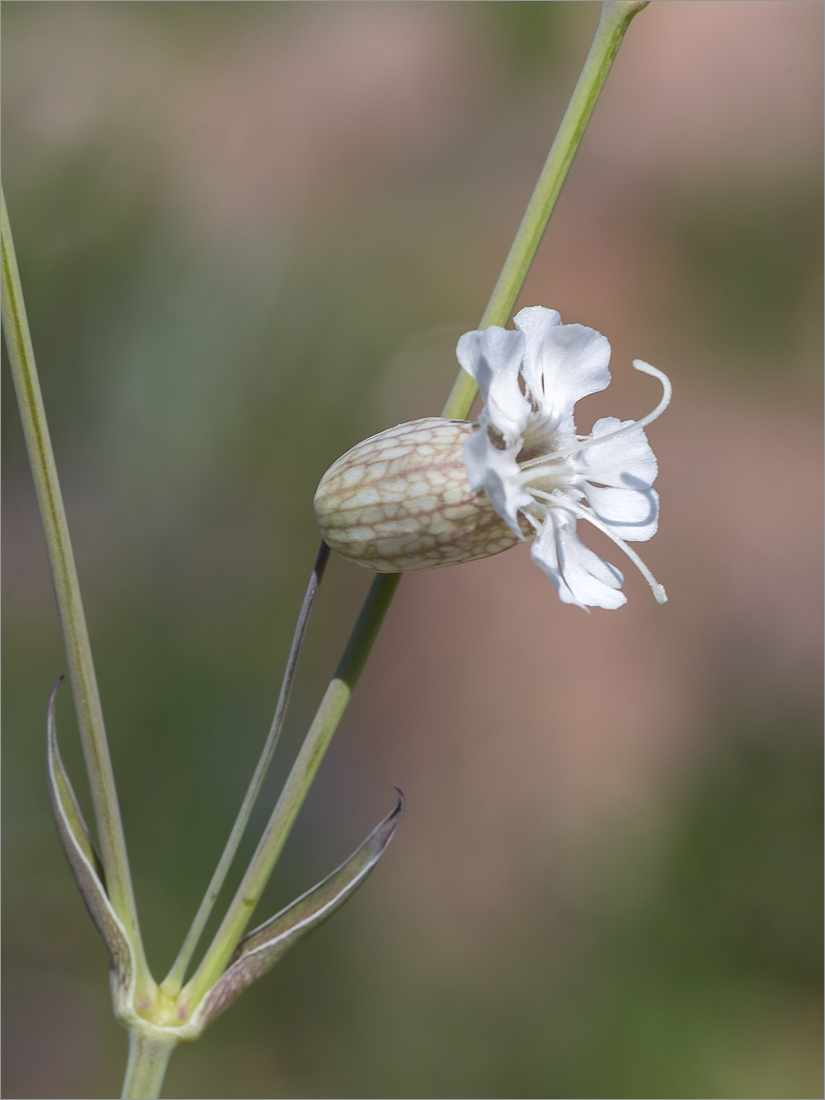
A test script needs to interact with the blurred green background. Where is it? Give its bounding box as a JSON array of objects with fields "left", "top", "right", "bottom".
[{"left": 3, "top": 3, "right": 822, "bottom": 1097}]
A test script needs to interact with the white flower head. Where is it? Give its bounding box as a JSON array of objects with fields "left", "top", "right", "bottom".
[{"left": 457, "top": 306, "right": 671, "bottom": 610}]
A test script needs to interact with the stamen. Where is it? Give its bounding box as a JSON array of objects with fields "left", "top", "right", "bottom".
[
  {"left": 530, "top": 491, "right": 667, "bottom": 604},
  {"left": 516, "top": 362, "right": 671, "bottom": 473},
  {"left": 519, "top": 435, "right": 588, "bottom": 472},
  {"left": 523, "top": 508, "right": 543, "bottom": 533},
  {"left": 566, "top": 360, "right": 672, "bottom": 459},
  {"left": 516, "top": 459, "right": 576, "bottom": 487}
]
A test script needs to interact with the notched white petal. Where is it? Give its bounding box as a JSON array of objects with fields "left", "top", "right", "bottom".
[
  {"left": 514, "top": 306, "right": 612, "bottom": 421},
  {"left": 463, "top": 427, "right": 531, "bottom": 537},
  {"left": 457, "top": 326, "right": 529, "bottom": 440},
  {"left": 529, "top": 513, "right": 626, "bottom": 610},
  {"left": 583, "top": 484, "right": 659, "bottom": 543},
  {"left": 578, "top": 417, "right": 658, "bottom": 490}
]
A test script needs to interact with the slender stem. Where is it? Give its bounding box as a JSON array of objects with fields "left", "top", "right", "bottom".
[
  {"left": 181, "top": 571, "right": 401, "bottom": 1007},
  {"left": 121, "top": 1028, "right": 179, "bottom": 1100},
  {"left": 161, "top": 541, "right": 331, "bottom": 994},
  {"left": 1, "top": 188, "right": 153, "bottom": 998},
  {"left": 181, "top": 0, "right": 649, "bottom": 1013},
  {"left": 442, "top": 0, "right": 649, "bottom": 421}
]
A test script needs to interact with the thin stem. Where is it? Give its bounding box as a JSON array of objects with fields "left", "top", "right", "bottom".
[
  {"left": 180, "top": 0, "right": 648, "bottom": 1013},
  {"left": 161, "top": 541, "right": 331, "bottom": 994},
  {"left": 181, "top": 571, "right": 401, "bottom": 1007},
  {"left": 1, "top": 188, "right": 153, "bottom": 999},
  {"left": 121, "top": 1028, "right": 179, "bottom": 1100},
  {"left": 442, "top": 0, "right": 649, "bottom": 421}
]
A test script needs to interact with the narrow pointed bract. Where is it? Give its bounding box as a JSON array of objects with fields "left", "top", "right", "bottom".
[
  {"left": 191, "top": 791, "right": 405, "bottom": 1031},
  {"left": 46, "top": 678, "right": 136, "bottom": 1003}
]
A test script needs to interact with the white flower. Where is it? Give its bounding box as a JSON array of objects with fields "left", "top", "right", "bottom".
[{"left": 457, "top": 306, "right": 671, "bottom": 610}]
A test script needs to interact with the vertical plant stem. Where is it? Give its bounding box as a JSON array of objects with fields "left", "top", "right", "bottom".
[
  {"left": 180, "top": 0, "right": 649, "bottom": 1012},
  {"left": 1, "top": 189, "right": 153, "bottom": 997},
  {"left": 161, "top": 541, "right": 331, "bottom": 995},
  {"left": 121, "top": 1029, "right": 179, "bottom": 1100}
]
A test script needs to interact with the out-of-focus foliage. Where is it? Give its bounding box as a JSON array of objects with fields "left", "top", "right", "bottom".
[{"left": 3, "top": 3, "right": 822, "bottom": 1098}]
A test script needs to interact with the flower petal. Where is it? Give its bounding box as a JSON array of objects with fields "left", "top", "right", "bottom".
[
  {"left": 456, "top": 326, "right": 529, "bottom": 443},
  {"left": 577, "top": 417, "right": 658, "bottom": 489},
  {"left": 463, "top": 427, "right": 531, "bottom": 536},
  {"left": 530, "top": 511, "right": 626, "bottom": 609},
  {"left": 583, "top": 484, "right": 659, "bottom": 542},
  {"left": 513, "top": 307, "right": 612, "bottom": 431}
]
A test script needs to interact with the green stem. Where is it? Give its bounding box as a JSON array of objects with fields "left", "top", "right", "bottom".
[
  {"left": 181, "top": 571, "right": 401, "bottom": 1007},
  {"left": 121, "top": 1028, "right": 179, "bottom": 1100},
  {"left": 181, "top": 0, "right": 649, "bottom": 1013},
  {"left": 1, "top": 188, "right": 153, "bottom": 999},
  {"left": 442, "top": 0, "right": 649, "bottom": 421},
  {"left": 161, "top": 541, "right": 331, "bottom": 995}
]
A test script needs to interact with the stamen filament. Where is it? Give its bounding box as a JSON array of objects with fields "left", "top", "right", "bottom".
[
  {"left": 518, "top": 360, "right": 672, "bottom": 474},
  {"left": 529, "top": 488, "right": 667, "bottom": 604},
  {"left": 566, "top": 360, "right": 671, "bottom": 459},
  {"left": 516, "top": 460, "right": 577, "bottom": 486}
]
